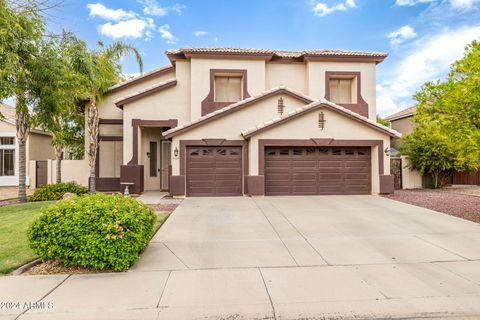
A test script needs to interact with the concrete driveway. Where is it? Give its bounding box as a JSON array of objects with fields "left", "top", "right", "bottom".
[{"left": 3, "top": 196, "right": 480, "bottom": 320}]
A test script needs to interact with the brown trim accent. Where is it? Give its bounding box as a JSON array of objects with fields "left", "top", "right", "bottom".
[
  {"left": 201, "top": 69, "right": 251, "bottom": 116},
  {"left": 179, "top": 139, "right": 248, "bottom": 195},
  {"left": 257, "top": 139, "right": 384, "bottom": 176},
  {"left": 169, "top": 175, "right": 185, "bottom": 196},
  {"left": 99, "top": 136, "right": 123, "bottom": 141},
  {"left": 245, "top": 175, "right": 264, "bottom": 196},
  {"left": 165, "top": 88, "right": 314, "bottom": 139},
  {"left": 120, "top": 165, "right": 144, "bottom": 194},
  {"left": 115, "top": 80, "right": 177, "bottom": 109},
  {"left": 379, "top": 174, "right": 394, "bottom": 194},
  {"left": 108, "top": 66, "right": 175, "bottom": 94},
  {"left": 325, "top": 71, "right": 368, "bottom": 118},
  {"left": 99, "top": 118, "right": 123, "bottom": 125},
  {"left": 128, "top": 119, "right": 178, "bottom": 165},
  {"left": 242, "top": 102, "right": 396, "bottom": 138}
]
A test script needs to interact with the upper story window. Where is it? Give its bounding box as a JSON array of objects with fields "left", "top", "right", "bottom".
[
  {"left": 214, "top": 76, "right": 242, "bottom": 102},
  {"left": 329, "top": 77, "right": 357, "bottom": 104}
]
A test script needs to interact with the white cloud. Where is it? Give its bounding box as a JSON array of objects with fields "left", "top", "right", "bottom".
[
  {"left": 99, "top": 18, "right": 155, "bottom": 39},
  {"left": 158, "top": 24, "right": 178, "bottom": 43},
  {"left": 395, "top": 0, "right": 435, "bottom": 6},
  {"left": 194, "top": 31, "right": 208, "bottom": 37},
  {"left": 450, "top": 0, "right": 479, "bottom": 9},
  {"left": 311, "top": 0, "right": 357, "bottom": 17},
  {"left": 87, "top": 3, "right": 136, "bottom": 21},
  {"left": 378, "top": 25, "right": 480, "bottom": 116},
  {"left": 388, "top": 25, "right": 417, "bottom": 46},
  {"left": 139, "top": 0, "right": 185, "bottom": 16},
  {"left": 395, "top": 0, "right": 478, "bottom": 9}
]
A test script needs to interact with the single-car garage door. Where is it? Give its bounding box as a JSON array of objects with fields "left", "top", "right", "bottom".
[
  {"left": 186, "top": 146, "right": 243, "bottom": 196},
  {"left": 265, "top": 146, "right": 371, "bottom": 195}
]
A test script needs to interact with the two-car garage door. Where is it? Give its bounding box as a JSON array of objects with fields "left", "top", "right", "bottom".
[
  {"left": 185, "top": 145, "right": 372, "bottom": 196},
  {"left": 265, "top": 146, "right": 371, "bottom": 195}
]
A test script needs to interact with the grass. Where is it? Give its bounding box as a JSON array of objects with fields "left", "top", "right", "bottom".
[
  {"left": 153, "top": 211, "right": 170, "bottom": 233},
  {"left": 0, "top": 201, "right": 54, "bottom": 274}
]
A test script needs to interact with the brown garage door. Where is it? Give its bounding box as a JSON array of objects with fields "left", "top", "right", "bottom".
[
  {"left": 265, "top": 146, "right": 371, "bottom": 195},
  {"left": 186, "top": 146, "right": 242, "bottom": 197}
]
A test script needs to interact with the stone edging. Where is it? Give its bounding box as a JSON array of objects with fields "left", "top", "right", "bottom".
[{"left": 11, "top": 258, "right": 42, "bottom": 275}]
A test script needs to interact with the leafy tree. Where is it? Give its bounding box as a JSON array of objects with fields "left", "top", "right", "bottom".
[
  {"left": 401, "top": 41, "right": 480, "bottom": 188},
  {"left": 376, "top": 114, "right": 390, "bottom": 126},
  {"left": 0, "top": 0, "right": 44, "bottom": 202},
  {"left": 31, "top": 32, "right": 85, "bottom": 183},
  {"left": 72, "top": 42, "right": 143, "bottom": 193}
]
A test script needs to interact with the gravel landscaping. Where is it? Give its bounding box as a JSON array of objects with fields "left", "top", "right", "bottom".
[{"left": 384, "top": 189, "right": 480, "bottom": 223}]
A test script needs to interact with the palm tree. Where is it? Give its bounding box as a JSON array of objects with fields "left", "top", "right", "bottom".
[{"left": 72, "top": 41, "right": 143, "bottom": 193}]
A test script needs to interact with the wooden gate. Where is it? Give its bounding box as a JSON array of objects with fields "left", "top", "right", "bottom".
[
  {"left": 390, "top": 158, "right": 402, "bottom": 190},
  {"left": 36, "top": 160, "right": 48, "bottom": 187}
]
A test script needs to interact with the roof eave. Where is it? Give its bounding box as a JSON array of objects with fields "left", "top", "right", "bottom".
[
  {"left": 107, "top": 66, "right": 175, "bottom": 94},
  {"left": 114, "top": 80, "right": 177, "bottom": 109}
]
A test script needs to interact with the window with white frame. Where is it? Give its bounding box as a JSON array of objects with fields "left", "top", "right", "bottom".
[{"left": 0, "top": 137, "right": 15, "bottom": 176}]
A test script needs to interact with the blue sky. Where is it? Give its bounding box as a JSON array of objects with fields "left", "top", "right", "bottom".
[{"left": 43, "top": 0, "right": 480, "bottom": 116}]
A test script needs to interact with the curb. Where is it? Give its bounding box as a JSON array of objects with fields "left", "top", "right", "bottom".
[{"left": 11, "top": 258, "right": 42, "bottom": 276}]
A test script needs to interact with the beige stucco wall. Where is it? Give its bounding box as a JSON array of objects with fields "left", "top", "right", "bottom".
[
  {"left": 123, "top": 61, "right": 191, "bottom": 164},
  {"left": 247, "top": 107, "right": 391, "bottom": 194},
  {"left": 266, "top": 63, "right": 307, "bottom": 93},
  {"left": 401, "top": 156, "right": 422, "bottom": 189},
  {"left": 84, "top": 66, "right": 176, "bottom": 158},
  {"left": 306, "top": 61, "right": 377, "bottom": 120},
  {"left": 170, "top": 94, "right": 309, "bottom": 175},
  {"left": 189, "top": 58, "right": 266, "bottom": 120},
  {"left": 48, "top": 159, "right": 89, "bottom": 187},
  {"left": 28, "top": 133, "right": 55, "bottom": 161}
]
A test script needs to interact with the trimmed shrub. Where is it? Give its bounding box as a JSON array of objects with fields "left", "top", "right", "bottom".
[
  {"left": 28, "top": 193, "right": 156, "bottom": 271},
  {"left": 29, "top": 182, "right": 87, "bottom": 201}
]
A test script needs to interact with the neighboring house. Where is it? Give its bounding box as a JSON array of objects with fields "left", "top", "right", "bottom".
[
  {"left": 384, "top": 106, "right": 416, "bottom": 152},
  {"left": 0, "top": 103, "right": 55, "bottom": 187},
  {"left": 386, "top": 105, "right": 480, "bottom": 186},
  {"left": 89, "top": 47, "right": 401, "bottom": 196}
]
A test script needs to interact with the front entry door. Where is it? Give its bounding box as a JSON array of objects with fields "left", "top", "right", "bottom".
[{"left": 161, "top": 140, "right": 171, "bottom": 190}]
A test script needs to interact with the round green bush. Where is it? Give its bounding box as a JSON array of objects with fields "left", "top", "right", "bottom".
[
  {"left": 29, "top": 182, "right": 87, "bottom": 201},
  {"left": 27, "top": 193, "right": 156, "bottom": 271}
]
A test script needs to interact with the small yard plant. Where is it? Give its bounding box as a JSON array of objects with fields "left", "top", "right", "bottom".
[
  {"left": 29, "top": 182, "right": 87, "bottom": 201},
  {"left": 28, "top": 193, "right": 156, "bottom": 271}
]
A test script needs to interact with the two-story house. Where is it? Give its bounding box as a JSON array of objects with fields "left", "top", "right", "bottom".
[{"left": 91, "top": 48, "right": 400, "bottom": 197}]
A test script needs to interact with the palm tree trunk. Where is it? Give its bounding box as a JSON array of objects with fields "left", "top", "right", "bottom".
[
  {"left": 55, "top": 146, "right": 62, "bottom": 183},
  {"left": 15, "top": 94, "right": 30, "bottom": 203},
  {"left": 87, "top": 91, "right": 99, "bottom": 193}
]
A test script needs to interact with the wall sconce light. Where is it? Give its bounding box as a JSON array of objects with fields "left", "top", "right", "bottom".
[
  {"left": 146, "top": 152, "right": 151, "bottom": 158},
  {"left": 384, "top": 147, "right": 390, "bottom": 156},
  {"left": 174, "top": 147, "right": 179, "bottom": 157},
  {"left": 318, "top": 112, "right": 326, "bottom": 130},
  {"left": 277, "top": 97, "right": 284, "bottom": 115}
]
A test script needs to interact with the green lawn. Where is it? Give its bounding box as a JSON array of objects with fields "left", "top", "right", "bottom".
[
  {"left": 0, "top": 203, "right": 170, "bottom": 275},
  {"left": 154, "top": 211, "right": 170, "bottom": 232},
  {"left": 0, "top": 201, "right": 54, "bottom": 274}
]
